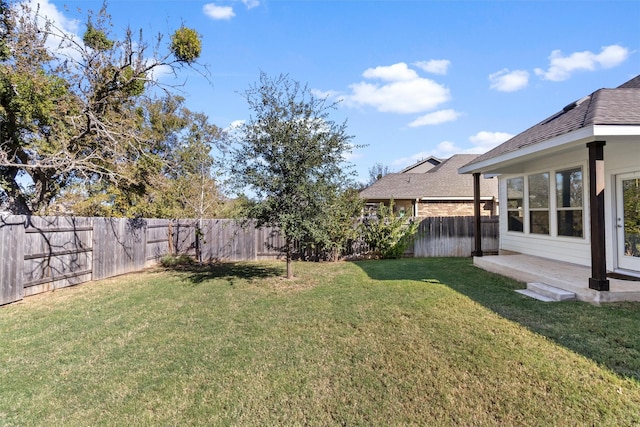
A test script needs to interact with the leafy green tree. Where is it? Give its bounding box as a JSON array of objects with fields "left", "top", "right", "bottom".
[
  {"left": 0, "top": 1, "right": 204, "bottom": 215},
  {"left": 309, "top": 188, "right": 364, "bottom": 261},
  {"left": 229, "top": 72, "right": 355, "bottom": 278}
]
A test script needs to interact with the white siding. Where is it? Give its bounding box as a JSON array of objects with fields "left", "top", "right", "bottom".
[
  {"left": 497, "top": 138, "right": 640, "bottom": 270},
  {"left": 498, "top": 148, "right": 591, "bottom": 266}
]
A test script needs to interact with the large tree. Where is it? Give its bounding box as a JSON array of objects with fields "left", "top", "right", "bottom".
[
  {"left": 0, "top": 1, "right": 204, "bottom": 214},
  {"left": 229, "top": 72, "right": 356, "bottom": 278},
  {"left": 60, "top": 96, "right": 224, "bottom": 220}
]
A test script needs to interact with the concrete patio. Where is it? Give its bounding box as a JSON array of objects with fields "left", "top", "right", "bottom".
[{"left": 474, "top": 254, "right": 640, "bottom": 304}]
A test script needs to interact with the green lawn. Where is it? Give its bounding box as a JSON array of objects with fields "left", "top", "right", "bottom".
[{"left": 1, "top": 258, "right": 639, "bottom": 426}]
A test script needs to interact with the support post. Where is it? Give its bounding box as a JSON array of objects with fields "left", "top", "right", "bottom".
[
  {"left": 587, "top": 141, "right": 609, "bottom": 291},
  {"left": 472, "top": 172, "right": 483, "bottom": 257}
]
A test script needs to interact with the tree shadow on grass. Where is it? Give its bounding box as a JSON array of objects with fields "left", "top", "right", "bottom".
[
  {"left": 164, "top": 262, "right": 285, "bottom": 286},
  {"left": 353, "top": 258, "right": 640, "bottom": 382}
]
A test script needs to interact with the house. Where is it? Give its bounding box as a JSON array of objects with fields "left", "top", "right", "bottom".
[
  {"left": 459, "top": 74, "right": 640, "bottom": 302},
  {"left": 361, "top": 154, "right": 498, "bottom": 218}
]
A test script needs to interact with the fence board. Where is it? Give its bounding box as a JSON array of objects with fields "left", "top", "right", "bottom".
[
  {"left": 413, "top": 216, "right": 498, "bottom": 257},
  {"left": 146, "top": 219, "right": 170, "bottom": 266},
  {"left": 255, "top": 225, "right": 286, "bottom": 259},
  {"left": 172, "top": 220, "right": 197, "bottom": 256},
  {"left": 92, "top": 218, "right": 147, "bottom": 280},
  {"left": 0, "top": 216, "right": 25, "bottom": 305},
  {"left": 22, "top": 216, "right": 93, "bottom": 296},
  {"left": 198, "top": 220, "right": 255, "bottom": 262}
]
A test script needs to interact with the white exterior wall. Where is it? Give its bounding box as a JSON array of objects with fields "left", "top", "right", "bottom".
[{"left": 498, "top": 138, "right": 640, "bottom": 269}]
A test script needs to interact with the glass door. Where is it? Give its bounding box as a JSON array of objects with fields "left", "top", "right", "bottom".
[{"left": 617, "top": 172, "right": 640, "bottom": 272}]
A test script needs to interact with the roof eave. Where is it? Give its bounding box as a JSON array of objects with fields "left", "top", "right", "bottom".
[{"left": 458, "top": 126, "right": 596, "bottom": 175}]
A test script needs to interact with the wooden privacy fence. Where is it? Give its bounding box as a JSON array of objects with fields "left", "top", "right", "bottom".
[
  {"left": 413, "top": 216, "right": 499, "bottom": 257},
  {"left": 0, "top": 216, "right": 289, "bottom": 306},
  {"left": 0, "top": 215, "right": 499, "bottom": 306}
]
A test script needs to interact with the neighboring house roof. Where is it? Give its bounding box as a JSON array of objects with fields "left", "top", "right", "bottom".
[
  {"left": 360, "top": 154, "right": 498, "bottom": 200},
  {"left": 460, "top": 74, "right": 640, "bottom": 173},
  {"left": 398, "top": 156, "right": 442, "bottom": 173}
]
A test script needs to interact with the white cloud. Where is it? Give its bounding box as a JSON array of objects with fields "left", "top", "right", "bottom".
[
  {"left": 227, "top": 120, "right": 245, "bottom": 130},
  {"left": 311, "top": 88, "right": 341, "bottom": 100},
  {"left": 413, "top": 59, "right": 451, "bottom": 75},
  {"left": 468, "top": 131, "right": 513, "bottom": 152},
  {"left": 203, "top": 3, "right": 236, "bottom": 20},
  {"left": 362, "top": 63, "right": 419, "bottom": 82},
  {"left": 408, "top": 109, "right": 461, "bottom": 127},
  {"left": 343, "top": 62, "right": 450, "bottom": 114},
  {"left": 489, "top": 69, "right": 529, "bottom": 92},
  {"left": 392, "top": 131, "right": 513, "bottom": 168},
  {"left": 21, "top": 0, "right": 79, "bottom": 33},
  {"left": 534, "top": 44, "right": 629, "bottom": 82},
  {"left": 147, "top": 63, "right": 174, "bottom": 83},
  {"left": 241, "top": 0, "right": 260, "bottom": 9},
  {"left": 19, "top": 0, "right": 82, "bottom": 60}
]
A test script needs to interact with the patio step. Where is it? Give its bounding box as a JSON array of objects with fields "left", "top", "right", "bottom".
[{"left": 516, "top": 282, "right": 577, "bottom": 302}]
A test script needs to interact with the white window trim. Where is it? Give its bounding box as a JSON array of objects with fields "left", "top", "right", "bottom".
[{"left": 504, "top": 163, "right": 586, "bottom": 240}]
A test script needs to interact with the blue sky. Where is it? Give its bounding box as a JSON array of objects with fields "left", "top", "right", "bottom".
[{"left": 32, "top": 0, "right": 640, "bottom": 183}]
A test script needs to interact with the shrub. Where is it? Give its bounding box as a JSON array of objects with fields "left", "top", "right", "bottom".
[
  {"left": 360, "top": 202, "right": 418, "bottom": 259},
  {"left": 160, "top": 254, "right": 195, "bottom": 267}
]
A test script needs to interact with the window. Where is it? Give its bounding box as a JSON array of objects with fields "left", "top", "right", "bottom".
[
  {"left": 528, "top": 173, "right": 549, "bottom": 234},
  {"left": 507, "top": 177, "right": 524, "bottom": 232},
  {"left": 556, "top": 167, "right": 583, "bottom": 237}
]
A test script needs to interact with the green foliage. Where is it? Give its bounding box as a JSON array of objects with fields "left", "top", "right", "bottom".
[
  {"left": 171, "top": 26, "right": 201, "bottom": 63},
  {"left": 310, "top": 188, "right": 364, "bottom": 260},
  {"left": 83, "top": 22, "right": 114, "bottom": 50},
  {"left": 0, "top": 3, "right": 208, "bottom": 215},
  {"left": 623, "top": 178, "right": 640, "bottom": 256},
  {"left": 0, "top": 0, "right": 11, "bottom": 61},
  {"left": 55, "top": 96, "right": 224, "bottom": 219},
  {"left": 119, "top": 66, "right": 145, "bottom": 96},
  {"left": 230, "top": 72, "right": 356, "bottom": 276},
  {"left": 360, "top": 201, "right": 419, "bottom": 258},
  {"left": 160, "top": 254, "right": 195, "bottom": 267}
]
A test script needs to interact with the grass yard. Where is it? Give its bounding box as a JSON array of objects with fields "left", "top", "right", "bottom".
[{"left": 1, "top": 258, "right": 640, "bottom": 426}]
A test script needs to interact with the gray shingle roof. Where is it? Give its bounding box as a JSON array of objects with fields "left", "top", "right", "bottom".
[
  {"left": 461, "top": 74, "right": 640, "bottom": 171},
  {"left": 398, "top": 156, "right": 442, "bottom": 173},
  {"left": 360, "top": 154, "right": 498, "bottom": 199}
]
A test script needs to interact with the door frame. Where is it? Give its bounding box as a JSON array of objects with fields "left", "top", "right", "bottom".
[{"left": 615, "top": 170, "right": 640, "bottom": 273}]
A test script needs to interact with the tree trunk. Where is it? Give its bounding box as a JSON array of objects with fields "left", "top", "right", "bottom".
[
  {"left": 286, "top": 238, "right": 294, "bottom": 279},
  {"left": 5, "top": 186, "right": 32, "bottom": 215}
]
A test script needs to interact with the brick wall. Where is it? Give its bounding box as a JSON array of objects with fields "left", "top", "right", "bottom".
[{"left": 417, "top": 200, "right": 495, "bottom": 217}]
